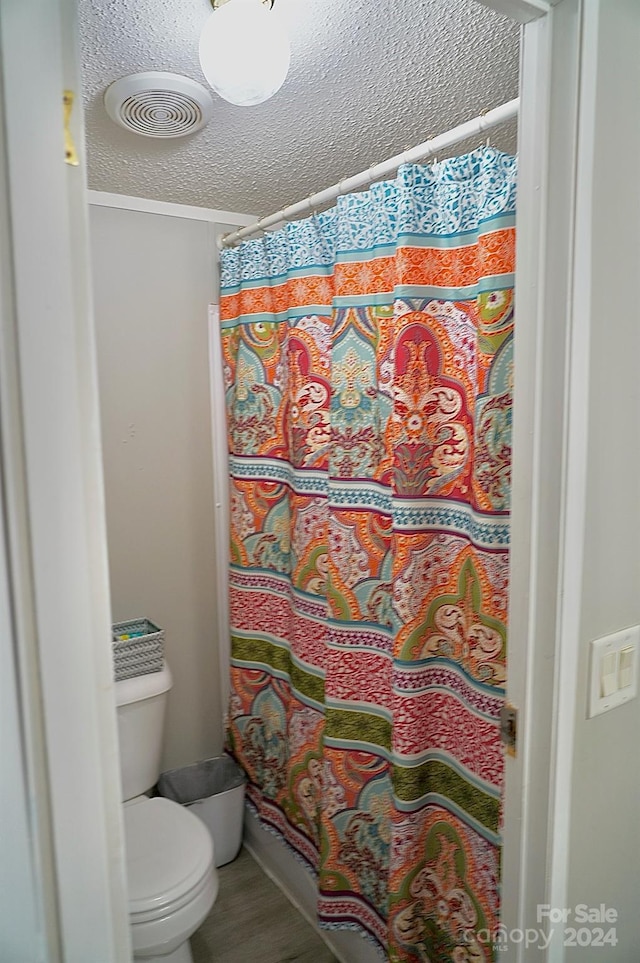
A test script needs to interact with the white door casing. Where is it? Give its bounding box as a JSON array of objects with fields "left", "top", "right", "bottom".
[
  {"left": 476, "top": 0, "right": 585, "bottom": 960},
  {"left": 0, "top": 0, "right": 131, "bottom": 959}
]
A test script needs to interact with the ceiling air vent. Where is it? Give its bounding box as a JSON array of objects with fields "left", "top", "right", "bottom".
[{"left": 104, "top": 72, "right": 213, "bottom": 139}]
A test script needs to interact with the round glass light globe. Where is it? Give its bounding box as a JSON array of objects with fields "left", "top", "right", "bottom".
[{"left": 199, "top": 0, "right": 291, "bottom": 107}]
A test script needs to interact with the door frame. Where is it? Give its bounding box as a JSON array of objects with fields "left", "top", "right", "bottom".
[
  {"left": 0, "top": 0, "right": 131, "bottom": 958},
  {"left": 0, "top": 0, "right": 590, "bottom": 959},
  {"left": 477, "top": 1, "right": 586, "bottom": 959}
]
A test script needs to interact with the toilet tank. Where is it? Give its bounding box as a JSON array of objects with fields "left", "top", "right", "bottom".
[{"left": 115, "top": 663, "right": 173, "bottom": 801}]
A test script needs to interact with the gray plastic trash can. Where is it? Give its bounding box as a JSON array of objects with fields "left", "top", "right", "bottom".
[{"left": 157, "top": 755, "right": 246, "bottom": 867}]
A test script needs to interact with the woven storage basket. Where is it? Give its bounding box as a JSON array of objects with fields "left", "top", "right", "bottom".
[{"left": 112, "top": 618, "right": 164, "bottom": 682}]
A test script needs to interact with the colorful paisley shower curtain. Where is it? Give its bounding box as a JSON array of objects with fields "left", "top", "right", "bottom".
[{"left": 220, "top": 148, "right": 516, "bottom": 962}]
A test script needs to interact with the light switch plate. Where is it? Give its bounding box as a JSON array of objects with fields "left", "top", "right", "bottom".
[{"left": 588, "top": 625, "right": 639, "bottom": 718}]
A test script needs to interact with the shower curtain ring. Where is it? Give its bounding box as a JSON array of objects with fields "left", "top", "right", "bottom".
[{"left": 479, "top": 107, "right": 490, "bottom": 148}]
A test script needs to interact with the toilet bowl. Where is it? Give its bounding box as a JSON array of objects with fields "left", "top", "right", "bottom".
[
  {"left": 124, "top": 796, "right": 218, "bottom": 962},
  {"left": 115, "top": 664, "right": 218, "bottom": 962}
]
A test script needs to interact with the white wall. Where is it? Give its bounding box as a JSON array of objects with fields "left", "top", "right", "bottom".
[
  {"left": 89, "top": 205, "right": 227, "bottom": 771},
  {"left": 565, "top": 1, "right": 640, "bottom": 958}
]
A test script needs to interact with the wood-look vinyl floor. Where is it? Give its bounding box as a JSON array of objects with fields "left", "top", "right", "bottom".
[{"left": 191, "top": 847, "right": 340, "bottom": 963}]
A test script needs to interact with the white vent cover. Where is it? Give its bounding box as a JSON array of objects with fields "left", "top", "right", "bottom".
[{"left": 104, "top": 72, "right": 213, "bottom": 139}]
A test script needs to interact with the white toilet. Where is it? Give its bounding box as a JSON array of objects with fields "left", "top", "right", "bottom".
[{"left": 115, "top": 662, "right": 218, "bottom": 963}]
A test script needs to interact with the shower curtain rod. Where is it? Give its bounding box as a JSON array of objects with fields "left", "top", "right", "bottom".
[{"left": 219, "top": 97, "right": 519, "bottom": 249}]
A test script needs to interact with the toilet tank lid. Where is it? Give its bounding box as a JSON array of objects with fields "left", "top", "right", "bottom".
[{"left": 115, "top": 663, "right": 172, "bottom": 707}]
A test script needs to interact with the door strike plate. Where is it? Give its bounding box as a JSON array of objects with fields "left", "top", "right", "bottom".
[
  {"left": 63, "top": 90, "right": 79, "bottom": 167},
  {"left": 500, "top": 702, "right": 518, "bottom": 757}
]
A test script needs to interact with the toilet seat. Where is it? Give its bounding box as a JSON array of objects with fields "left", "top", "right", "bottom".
[{"left": 124, "top": 796, "right": 215, "bottom": 922}]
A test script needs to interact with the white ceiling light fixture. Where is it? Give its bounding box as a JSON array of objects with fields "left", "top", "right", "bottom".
[{"left": 199, "top": 0, "right": 291, "bottom": 107}]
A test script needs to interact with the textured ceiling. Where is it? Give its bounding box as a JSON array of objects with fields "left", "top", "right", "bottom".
[{"left": 78, "top": 0, "right": 519, "bottom": 219}]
